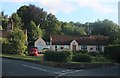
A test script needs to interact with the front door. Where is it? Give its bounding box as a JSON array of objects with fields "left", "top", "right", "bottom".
[{"left": 72, "top": 45, "right": 76, "bottom": 51}]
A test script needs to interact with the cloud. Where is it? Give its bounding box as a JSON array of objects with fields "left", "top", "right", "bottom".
[
  {"left": 1, "top": 0, "right": 34, "bottom": 2},
  {"left": 39, "top": 0, "right": 76, "bottom": 14},
  {"left": 1, "top": 0, "right": 117, "bottom": 14},
  {"left": 39, "top": 0, "right": 117, "bottom": 14},
  {"left": 77, "top": 0, "right": 117, "bottom": 14}
]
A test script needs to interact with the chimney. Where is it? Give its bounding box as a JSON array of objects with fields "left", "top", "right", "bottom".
[{"left": 7, "top": 17, "right": 13, "bottom": 31}]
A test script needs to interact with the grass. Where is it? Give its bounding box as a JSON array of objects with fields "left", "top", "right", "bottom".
[
  {"left": 0, "top": 53, "right": 112, "bottom": 64},
  {"left": 0, "top": 53, "right": 115, "bottom": 69},
  {"left": 1, "top": 53, "right": 42, "bottom": 63}
]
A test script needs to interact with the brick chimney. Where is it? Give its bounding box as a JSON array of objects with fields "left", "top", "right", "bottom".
[{"left": 7, "top": 18, "right": 13, "bottom": 31}]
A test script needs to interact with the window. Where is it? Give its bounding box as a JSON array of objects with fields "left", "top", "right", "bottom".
[
  {"left": 55, "top": 45, "right": 57, "bottom": 51},
  {"left": 61, "top": 47, "right": 64, "bottom": 49},
  {"left": 96, "top": 46, "right": 102, "bottom": 51},
  {"left": 64, "top": 45, "right": 69, "bottom": 49},
  {"left": 90, "top": 47, "right": 93, "bottom": 50},
  {"left": 81, "top": 45, "right": 87, "bottom": 50}
]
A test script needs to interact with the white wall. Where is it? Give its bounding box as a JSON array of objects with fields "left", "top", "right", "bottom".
[
  {"left": 79, "top": 45, "right": 105, "bottom": 52},
  {"left": 87, "top": 45, "right": 96, "bottom": 52},
  {"left": 51, "top": 44, "right": 105, "bottom": 52},
  {"left": 101, "top": 46, "right": 105, "bottom": 52},
  {"left": 70, "top": 40, "right": 79, "bottom": 51},
  {"left": 35, "top": 38, "right": 46, "bottom": 51},
  {"left": 51, "top": 45, "right": 55, "bottom": 51},
  {"left": 51, "top": 45, "right": 70, "bottom": 51}
]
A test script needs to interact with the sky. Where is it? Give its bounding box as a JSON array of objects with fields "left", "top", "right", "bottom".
[{"left": 0, "top": 0, "right": 119, "bottom": 24}]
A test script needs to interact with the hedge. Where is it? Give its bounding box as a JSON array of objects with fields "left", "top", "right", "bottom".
[
  {"left": 72, "top": 53, "right": 92, "bottom": 62},
  {"left": 104, "top": 45, "right": 120, "bottom": 62},
  {"left": 44, "top": 50, "right": 73, "bottom": 62}
]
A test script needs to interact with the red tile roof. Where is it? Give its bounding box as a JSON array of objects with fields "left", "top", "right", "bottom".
[{"left": 51, "top": 35, "right": 109, "bottom": 45}]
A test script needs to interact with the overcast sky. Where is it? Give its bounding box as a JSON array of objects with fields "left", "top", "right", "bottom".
[{"left": 1, "top": 0, "right": 119, "bottom": 24}]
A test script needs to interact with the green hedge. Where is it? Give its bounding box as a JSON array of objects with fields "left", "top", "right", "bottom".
[
  {"left": 72, "top": 53, "right": 92, "bottom": 62},
  {"left": 104, "top": 45, "right": 120, "bottom": 62},
  {"left": 44, "top": 50, "right": 73, "bottom": 62}
]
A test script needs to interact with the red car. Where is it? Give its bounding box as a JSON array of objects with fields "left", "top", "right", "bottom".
[{"left": 29, "top": 47, "right": 38, "bottom": 56}]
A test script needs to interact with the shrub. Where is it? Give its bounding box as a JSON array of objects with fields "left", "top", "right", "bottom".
[
  {"left": 44, "top": 50, "right": 73, "bottom": 62},
  {"left": 1, "top": 38, "right": 11, "bottom": 54},
  {"left": 72, "top": 53, "right": 92, "bottom": 62},
  {"left": 75, "top": 50, "right": 87, "bottom": 54},
  {"left": 92, "top": 56, "right": 108, "bottom": 62},
  {"left": 104, "top": 45, "right": 120, "bottom": 62}
]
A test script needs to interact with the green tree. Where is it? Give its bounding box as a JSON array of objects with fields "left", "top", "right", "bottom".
[
  {"left": 11, "top": 13, "right": 23, "bottom": 29},
  {"left": 9, "top": 28, "right": 26, "bottom": 55},
  {"left": 42, "top": 13, "right": 61, "bottom": 41},
  {"left": 0, "top": 11, "right": 9, "bottom": 30},
  {"left": 61, "top": 22, "right": 86, "bottom": 35},
  {"left": 114, "top": 28, "right": 120, "bottom": 44},
  {"left": 17, "top": 4, "right": 47, "bottom": 29},
  {"left": 91, "top": 19, "right": 118, "bottom": 44},
  {"left": 27, "top": 21, "right": 42, "bottom": 46},
  {"left": 61, "top": 22, "right": 73, "bottom": 35}
]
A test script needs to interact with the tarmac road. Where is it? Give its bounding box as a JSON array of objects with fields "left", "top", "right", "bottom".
[{"left": 1, "top": 58, "right": 120, "bottom": 78}]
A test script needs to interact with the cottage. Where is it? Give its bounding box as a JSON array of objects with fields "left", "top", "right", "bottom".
[
  {"left": 50, "top": 35, "right": 109, "bottom": 52},
  {"left": 34, "top": 38, "right": 47, "bottom": 51}
]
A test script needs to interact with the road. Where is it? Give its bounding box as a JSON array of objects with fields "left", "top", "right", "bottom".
[{"left": 1, "top": 58, "right": 120, "bottom": 78}]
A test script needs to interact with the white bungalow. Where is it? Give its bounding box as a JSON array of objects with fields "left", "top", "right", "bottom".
[{"left": 50, "top": 35, "right": 109, "bottom": 52}]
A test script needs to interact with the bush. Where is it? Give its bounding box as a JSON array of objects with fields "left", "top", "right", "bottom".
[
  {"left": 92, "top": 56, "right": 108, "bottom": 62},
  {"left": 104, "top": 45, "right": 120, "bottom": 62},
  {"left": 44, "top": 50, "right": 73, "bottom": 62},
  {"left": 1, "top": 38, "right": 11, "bottom": 54},
  {"left": 72, "top": 53, "right": 92, "bottom": 62}
]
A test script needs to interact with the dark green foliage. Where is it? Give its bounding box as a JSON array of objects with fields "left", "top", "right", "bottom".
[
  {"left": 8, "top": 28, "right": 26, "bottom": 55},
  {"left": 92, "top": 56, "right": 108, "bottom": 62},
  {"left": 91, "top": 19, "right": 119, "bottom": 44},
  {"left": 1, "top": 38, "right": 10, "bottom": 53},
  {"left": 77, "top": 50, "right": 88, "bottom": 53},
  {"left": 11, "top": 13, "right": 23, "bottom": 29},
  {"left": 104, "top": 45, "right": 120, "bottom": 62},
  {"left": 60, "top": 22, "right": 86, "bottom": 36},
  {"left": 17, "top": 4, "right": 47, "bottom": 27},
  {"left": 72, "top": 53, "right": 92, "bottom": 62},
  {"left": 44, "top": 50, "right": 73, "bottom": 62},
  {"left": 27, "top": 21, "right": 42, "bottom": 46},
  {"left": 89, "top": 53, "right": 109, "bottom": 62}
]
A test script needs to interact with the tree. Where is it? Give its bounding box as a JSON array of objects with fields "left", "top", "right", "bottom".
[
  {"left": 114, "top": 28, "right": 120, "bottom": 44},
  {"left": 43, "top": 13, "right": 61, "bottom": 41},
  {"left": 60, "top": 22, "right": 86, "bottom": 35},
  {"left": 11, "top": 13, "right": 23, "bottom": 29},
  {"left": 27, "top": 21, "right": 42, "bottom": 46},
  {"left": 61, "top": 22, "right": 73, "bottom": 35},
  {"left": 0, "top": 11, "right": 9, "bottom": 30},
  {"left": 9, "top": 28, "right": 26, "bottom": 55},
  {"left": 91, "top": 19, "right": 118, "bottom": 44},
  {"left": 17, "top": 4, "right": 47, "bottom": 29}
]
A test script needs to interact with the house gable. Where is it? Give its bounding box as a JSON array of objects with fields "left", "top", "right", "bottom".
[
  {"left": 34, "top": 38, "right": 46, "bottom": 51},
  {"left": 70, "top": 40, "right": 79, "bottom": 51}
]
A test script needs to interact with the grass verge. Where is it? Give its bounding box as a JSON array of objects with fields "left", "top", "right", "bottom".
[
  {"left": 1, "top": 53, "right": 41, "bottom": 64},
  {"left": 0, "top": 53, "right": 116, "bottom": 69}
]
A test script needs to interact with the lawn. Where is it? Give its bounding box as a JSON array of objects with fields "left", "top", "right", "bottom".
[
  {"left": 0, "top": 53, "right": 115, "bottom": 69},
  {"left": 1, "top": 53, "right": 42, "bottom": 63}
]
